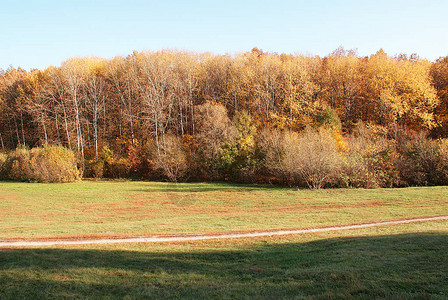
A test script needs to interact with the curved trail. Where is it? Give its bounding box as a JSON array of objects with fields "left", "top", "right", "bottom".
[{"left": 1, "top": 215, "right": 447, "bottom": 248}]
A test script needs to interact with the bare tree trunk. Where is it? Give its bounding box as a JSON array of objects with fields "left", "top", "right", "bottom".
[
  {"left": 180, "top": 104, "right": 184, "bottom": 135},
  {"left": 61, "top": 99, "right": 72, "bottom": 149},
  {"left": 94, "top": 103, "right": 99, "bottom": 161},
  {"left": 42, "top": 115, "right": 48, "bottom": 146},
  {"left": 15, "top": 118, "right": 20, "bottom": 146},
  {"left": 130, "top": 116, "right": 135, "bottom": 145},
  {"left": 72, "top": 86, "right": 85, "bottom": 170},
  {"left": 20, "top": 112, "right": 26, "bottom": 146},
  {"left": 7, "top": 119, "right": 14, "bottom": 147},
  {"left": 55, "top": 111, "right": 61, "bottom": 144}
]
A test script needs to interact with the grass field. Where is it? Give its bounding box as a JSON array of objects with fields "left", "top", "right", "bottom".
[
  {"left": 0, "top": 221, "right": 447, "bottom": 299},
  {"left": 0, "top": 181, "right": 447, "bottom": 298},
  {"left": 0, "top": 180, "right": 447, "bottom": 239}
]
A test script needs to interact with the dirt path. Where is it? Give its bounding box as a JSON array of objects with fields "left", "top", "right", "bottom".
[{"left": 1, "top": 215, "right": 447, "bottom": 248}]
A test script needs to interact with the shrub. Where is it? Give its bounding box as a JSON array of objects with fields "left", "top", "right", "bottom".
[
  {"left": 151, "top": 134, "right": 188, "bottom": 182},
  {"left": 4, "top": 146, "right": 80, "bottom": 182},
  {"left": 92, "top": 146, "right": 132, "bottom": 179},
  {"left": 0, "top": 152, "right": 8, "bottom": 179},
  {"left": 259, "top": 127, "right": 343, "bottom": 188},
  {"left": 342, "top": 123, "right": 399, "bottom": 188},
  {"left": 396, "top": 132, "right": 448, "bottom": 186},
  {"left": 217, "top": 111, "right": 261, "bottom": 182},
  {"left": 439, "top": 139, "right": 448, "bottom": 183},
  {"left": 39, "top": 146, "right": 80, "bottom": 182},
  {"left": 194, "top": 102, "right": 237, "bottom": 179},
  {"left": 293, "top": 127, "right": 343, "bottom": 188},
  {"left": 257, "top": 128, "right": 287, "bottom": 183},
  {"left": 126, "top": 145, "right": 144, "bottom": 176},
  {"left": 85, "top": 160, "right": 104, "bottom": 178},
  {"left": 106, "top": 157, "right": 131, "bottom": 178},
  {"left": 317, "top": 107, "right": 342, "bottom": 131},
  {"left": 86, "top": 143, "right": 157, "bottom": 180}
]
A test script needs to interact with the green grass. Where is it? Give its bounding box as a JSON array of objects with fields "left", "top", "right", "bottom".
[
  {"left": 0, "top": 221, "right": 447, "bottom": 299},
  {"left": 0, "top": 180, "right": 447, "bottom": 239},
  {"left": 0, "top": 181, "right": 447, "bottom": 298}
]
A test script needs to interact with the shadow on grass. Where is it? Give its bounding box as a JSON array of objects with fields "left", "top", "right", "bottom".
[{"left": 1, "top": 233, "right": 447, "bottom": 299}]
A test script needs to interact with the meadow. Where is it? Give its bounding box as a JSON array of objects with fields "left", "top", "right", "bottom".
[
  {"left": 0, "top": 181, "right": 447, "bottom": 239},
  {"left": 0, "top": 181, "right": 447, "bottom": 298},
  {"left": 0, "top": 221, "right": 447, "bottom": 299}
]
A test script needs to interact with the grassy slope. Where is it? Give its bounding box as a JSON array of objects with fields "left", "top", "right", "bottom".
[
  {"left": 0, "top": 180, "right": 447, "bottom": 239},
  {"left": 0, "top": 221, "right": 447, "bottom": 299}
]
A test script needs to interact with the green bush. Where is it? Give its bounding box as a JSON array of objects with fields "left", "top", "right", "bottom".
[{"left": 217, "top": 111, "right": 261, "bottom": 182}]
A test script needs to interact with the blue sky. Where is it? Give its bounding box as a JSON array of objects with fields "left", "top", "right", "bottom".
[{"left": 2, "top": 0, "right": 448, "bottom": 70}]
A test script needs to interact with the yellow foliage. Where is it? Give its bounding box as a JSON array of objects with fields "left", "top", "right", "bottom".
[
  {"left": 332, "top": 130, "right": 348, "bottom": 153},
  {"left": 366, "top": 50, "right": 438, "bottom": 129}
]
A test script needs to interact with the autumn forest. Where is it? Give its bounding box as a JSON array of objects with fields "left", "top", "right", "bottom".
[{"left": 1, "top": 48, "right": 448, "bottom": 188}]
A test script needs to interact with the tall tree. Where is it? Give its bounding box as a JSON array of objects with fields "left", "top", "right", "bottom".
[{"left": 430, "top": 57, "right": 448, "bottom": 137}]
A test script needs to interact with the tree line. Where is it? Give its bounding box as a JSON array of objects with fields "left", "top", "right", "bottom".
[{"left": 1, "top": 48, "right": 447, "bottom": 186}]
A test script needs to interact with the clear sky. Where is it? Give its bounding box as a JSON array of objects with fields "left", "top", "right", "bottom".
[{"left": 2, "top": 0, "right": 448, "bottom": 70}]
